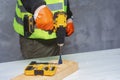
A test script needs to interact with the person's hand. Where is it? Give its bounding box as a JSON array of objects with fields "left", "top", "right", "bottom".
[
  {"left": 66, "top": 18, "right": 74, "bottom": 36},
  {"left": 34, "top": 5, "right": 54, "bottom": 31}
]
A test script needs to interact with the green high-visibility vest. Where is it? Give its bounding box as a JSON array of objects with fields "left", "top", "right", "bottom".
[{"left": 13, "top": 0, "right": 67, "bottom": 39}]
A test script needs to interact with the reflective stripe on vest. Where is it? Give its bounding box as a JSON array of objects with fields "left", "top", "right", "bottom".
[
  {"left": 13, "top": 0, "right": 67, "bottom": 39},
  {"left": 45, "top": 0, "right": 67, "bottom": 13}
]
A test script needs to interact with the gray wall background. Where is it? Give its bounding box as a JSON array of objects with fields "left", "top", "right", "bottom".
[{"left": 0, "top": 0, "right": 120, "bottom": 63}]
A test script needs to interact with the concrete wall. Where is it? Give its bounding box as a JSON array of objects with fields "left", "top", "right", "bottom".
[
  {"left": 64, "top": 0, "right": 120, "bottom": 53},
  {"left": 0, "top": 0, "right": 23, "bottom": 63},
  {"left": 0, "top": 0, "right": 120, "bottom": 63}
]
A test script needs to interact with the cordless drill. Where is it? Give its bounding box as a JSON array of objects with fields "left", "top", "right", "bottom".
[{"left": 53, "top": 11, "right": 67, "bottom": 64}]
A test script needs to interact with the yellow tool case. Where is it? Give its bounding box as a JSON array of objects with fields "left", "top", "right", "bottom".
[{"left": 24, "top": 61, "right": 57, "bottom": 76}]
